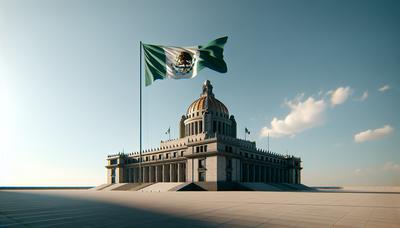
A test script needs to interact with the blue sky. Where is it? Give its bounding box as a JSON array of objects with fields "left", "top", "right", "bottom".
[{"left": 1, "top": 0, "right": 399, "bottom": 186}]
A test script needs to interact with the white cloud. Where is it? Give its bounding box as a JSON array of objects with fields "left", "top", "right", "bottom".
[
  {"left": 330, "top": 86, "right": 352, "bottom": 107},
  {"left": 260, "top": 96, "right": 326, "bottom": 138},
  {"left": 360, "top": 91, "right": 368, "bottom": 101},
  {"left": 378, "top": 84, "right": 390, "bottom": 92},
  {"left": 383, "top": 161, "right": 400, "bottom": 172},
  {"left": 354, "top": 168, "right": 362, "bottom": 175},
  {"left": 354, "top": 125, "right": 394, "bottom": 143}
]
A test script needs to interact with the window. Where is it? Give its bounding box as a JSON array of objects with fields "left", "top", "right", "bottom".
[
  {"left": 226, "top": 172, "right": 232, "bottom": 182},
  {"left": 213, "top": 121, "right": 216, "bottom": 133},
  {"left": 199, "top": 172, "right": 206, "bottom": 182},
  {"left": 199, "top": 159, "right": 206, "bottom": 169},
  {"left": 199, "top": 120, "right": 203, "bottom": 133},
  {"left": 196, "top": 147, "right": 200, "bottom": 153},
  {"left": 159, "top": 154, "right": 162, "bottom": 160},
  {"left": 218, "top": 122, "right": 221, "bottom": 132},
  {"left": 181, "top": 151, "right": 184, "bottom": 157},
  {"left": 200, "top": 146, "right": 204, "bottom": 152},
  {"left": 226, "top": 158, "right": 232, "bottom": 168},
  {"left": 204, "top": 145, "right": 207, "bottom": 152},
  {"left": 195, "top": 122, "right": 198, "bottom": 134},
  {"left": 110, "top": 159, "right": 117, "bottom": 165},
  {"left": 166, "top": 153, "right": 169, "bottom": 159},
  {"left": 173, "top": 152, "right": 177, "bottom": 158}
]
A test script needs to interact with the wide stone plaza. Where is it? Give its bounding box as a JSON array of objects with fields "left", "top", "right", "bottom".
[{"left": 0, "top": 189, "right": 399, "bottom": 227}]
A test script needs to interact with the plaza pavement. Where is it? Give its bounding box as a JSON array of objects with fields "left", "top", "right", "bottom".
[{"left": 0, "top": 189, "right": 399, "bottom": 227}]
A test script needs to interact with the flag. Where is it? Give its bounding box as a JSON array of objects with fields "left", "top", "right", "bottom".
[
  {"left": 245, "top": 127, "right": 250, "bottom": 134},
  {"left": 165, "top": 127, "right": 170, "bottom": 135},
  {"left": 143, "top": 36, "right": 228, "bottom": 86}
]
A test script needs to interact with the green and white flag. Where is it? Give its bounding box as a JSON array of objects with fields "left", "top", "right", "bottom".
[{"left": 143, "top": 36, "right": 228, "bottom": 86}]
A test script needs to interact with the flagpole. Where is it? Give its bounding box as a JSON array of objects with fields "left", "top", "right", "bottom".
[
  {"left": 139, "top": 41, "right": 143, "bottom": 184},
  {"left": 268, "top": 133, "right": 270, "bottom": 152}
]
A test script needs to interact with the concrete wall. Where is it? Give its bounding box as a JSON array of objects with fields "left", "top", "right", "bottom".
[
  {"left": 216, "top": 156, "right": 226, "bottom": 181},
  {"left": 206, "top": 156, "right": 217, "bottom": 182},
  {"left": 232, "top": 158, "right": 241, "bottom": 182},
  {"left": 187, "top": 158, "right": 199, "bottom": 182},
  {"left": 106, "top": 168, "right": 112, "bottom": 184}
]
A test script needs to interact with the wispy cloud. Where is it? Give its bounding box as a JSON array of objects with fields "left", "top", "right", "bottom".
[
  {"left": 260, "top": 95, "right": 326, "bottom": 138},
  {"left": 354, "top": 161, "right": 400, "bottom": 176},
  {"left": 354, "top": 125, "right": 394, "bottom": 143},
  {"left": 360, "top": 91, "right": 368, "bottom": 101},
  {"left": 260, "top": 86, "right": 351, "bottom": 138},
  {"left": 383, "top": 161, "right": 400, "bottom": 172},
  {"left": 378, "top": 84, "right": 390, "bottom": 92},
  {"left": 329, "top": 86, "right": 352, "bottom": 107}
]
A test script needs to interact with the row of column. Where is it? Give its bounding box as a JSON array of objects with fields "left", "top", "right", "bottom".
[
  {"left": 126, "top": 163, "right": 186, "bottom": 183},
  {"left": 186, "top": 120, "right": 203, "bottom": 136},
  {"left": 241, "top": 163, "right": 300, "bottom": 184}
]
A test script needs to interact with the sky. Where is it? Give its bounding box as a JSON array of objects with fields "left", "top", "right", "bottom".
[{"left": 1, "top": 0, "right": 399, "bottom": 186}]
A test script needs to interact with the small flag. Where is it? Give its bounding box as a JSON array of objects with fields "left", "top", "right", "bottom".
[
  {"left": 165, "top": 127, "right": 170, "bottom": 135},
  {"left": 245, "top": 127, "right": 250, "bottom": 134},
  {"left": 143, "top": 36, "right": 228, "bottom": 86}
]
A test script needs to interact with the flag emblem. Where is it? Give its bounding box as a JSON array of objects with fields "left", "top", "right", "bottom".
[{"left": 172, "top": 51, "right": 196, "bottom": 75}]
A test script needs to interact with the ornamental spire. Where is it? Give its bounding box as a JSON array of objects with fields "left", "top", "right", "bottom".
[{"left": 201, "top": 80, "right": 214, "bottom": 97}]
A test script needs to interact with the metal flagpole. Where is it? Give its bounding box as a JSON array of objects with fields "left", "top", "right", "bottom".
[
  {"left": 268, "top": 133, "right": 270, "bottom": 152},
  {"left": 139, "top": 41, "right": 143, "bottom": 184}
]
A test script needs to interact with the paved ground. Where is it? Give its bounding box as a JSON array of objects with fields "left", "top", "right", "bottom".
[{"left": 0, "top": 190, "right": 399, "bottom": 227}]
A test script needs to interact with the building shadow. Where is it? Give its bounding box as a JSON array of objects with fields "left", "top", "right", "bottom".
[{"left": 0, "top": 190, "right": 214, "bottom": 227}]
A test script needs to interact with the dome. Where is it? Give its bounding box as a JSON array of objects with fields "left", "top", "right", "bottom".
[{"left": 186, "top": 80, "right": 229, "bottom": 116}]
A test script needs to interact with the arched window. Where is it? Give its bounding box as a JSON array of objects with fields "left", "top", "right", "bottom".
[{"left": 199, "top": 120, "right": 203, "bottom": 133}]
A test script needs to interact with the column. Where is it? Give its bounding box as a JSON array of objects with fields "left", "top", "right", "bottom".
[
  {"left": 162, "top": 164, "right": 166, "bottom": 182},
  {"left": 130, "top": 168, "right": 133, "bottom": 183},
  {"left": 170, "top": 163, "right": 177, "bottom": 182},
  {"left": 246, "top": 164, "right": 250, "bottom": 182},
  {"left": 278, "top": 168, "right": 281, "bottom": 183},
  {"left": 149, "top": 166, "right": 153, "bottom": 182},
  {"left": 177, "top": 163, "right": 181, "bottom": 182},
  {"left": 261, "top": 166, "right": 265, "bottom": 183},
  {"left": 252, "top": 164, "right": 256, "bottom": 182},
  {"left": 134, "top": 167, "right": 137, "bottom": 183}
]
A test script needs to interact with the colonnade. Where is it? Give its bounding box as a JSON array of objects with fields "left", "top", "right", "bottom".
[
  {"left": 126, "top": 162, "right": 186, "bottom": 183},
  {"left": 241, "top": 163, "right": 300, "bottom": 184}
]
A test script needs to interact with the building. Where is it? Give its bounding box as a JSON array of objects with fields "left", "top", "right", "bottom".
[{"left": 106, "top": 80, "right": 302, "bottom": 188}]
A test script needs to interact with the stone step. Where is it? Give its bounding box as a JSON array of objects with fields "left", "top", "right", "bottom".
[
  {"left": 140, "top": 182, "right": 185, "bottom": 192},
  {"left": 90, "top": 183, "right": 112, "bottom": 191}
]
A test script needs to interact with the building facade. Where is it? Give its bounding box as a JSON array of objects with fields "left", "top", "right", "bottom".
[{"left": 106, "top": 80, "right": 302, "bottom": 185}]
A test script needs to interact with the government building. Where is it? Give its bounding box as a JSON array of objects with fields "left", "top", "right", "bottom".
[{"left": 105, "top": 80, "right": 302, "bottom": 190}]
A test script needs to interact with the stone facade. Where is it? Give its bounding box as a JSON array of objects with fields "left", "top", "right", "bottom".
[{"left": 106, "top": 80, "right": 302, "bottom": 185}]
